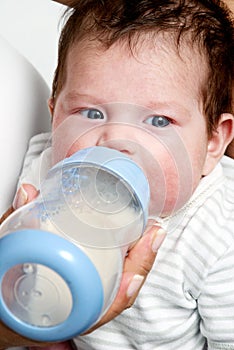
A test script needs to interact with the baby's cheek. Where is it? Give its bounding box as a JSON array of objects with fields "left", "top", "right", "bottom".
[
  {"left": 51, "top": 115, "right": 98, "bottom": 164},
  {"left": 148, "top": 169, "right": 179, "bottom": 217},
  {"left": 163, "top": 172, "right": 184, "bottom": 215},
  {"left": 148, "top": 155, "right": 193, "bottom": 217}
]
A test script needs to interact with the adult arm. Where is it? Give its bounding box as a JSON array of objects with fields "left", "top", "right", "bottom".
[{"left": 52, "top": 0, "right": 73, "bottom": 6}]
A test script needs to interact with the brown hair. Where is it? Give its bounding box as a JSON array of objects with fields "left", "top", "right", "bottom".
[{"left": 52, "top": 0, "right": 234, "bottom": 135}]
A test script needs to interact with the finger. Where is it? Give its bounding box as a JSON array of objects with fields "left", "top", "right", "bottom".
[
  {"left": 0, "top": 320, "right": 50, "bottom": 349},
  {"left": 110, "top": 223, "right": 166, "bottom": 310},
  {"left": 13, "top": 184, "right": 39, "bottom": 209},
  {"left": 28, "top": 340, "right": 76, "bottom": 350},
  {"left": 125, "top": 221, "right": 166, "bottom": 275},
  {"left": 86, "top": 222, "right": 166, "bottom": 332},
  {"left": 0, "top": 206, "right": 15, "bottom": 224},
  {"left": 1, "top": 184, "right": 39, "bottom": 224}
]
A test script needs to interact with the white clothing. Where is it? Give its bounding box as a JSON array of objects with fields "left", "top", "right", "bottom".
[{"left": 19, "top": 133, "right": 234, "bottom": 350}]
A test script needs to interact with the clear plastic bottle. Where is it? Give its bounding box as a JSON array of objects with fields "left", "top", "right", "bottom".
[{"left": 0, "top": 146, "right": 149, "bottom": 342}]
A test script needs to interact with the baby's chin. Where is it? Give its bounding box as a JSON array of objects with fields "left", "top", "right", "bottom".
[{"left": 148, "top": 196, "right": 189, "bottom": 218}]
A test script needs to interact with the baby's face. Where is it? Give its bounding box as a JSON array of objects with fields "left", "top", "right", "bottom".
[{"left": 51, "top": 36, "right": 213, "bottom": 217}]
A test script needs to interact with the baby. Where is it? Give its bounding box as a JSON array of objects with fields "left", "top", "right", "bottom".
[{"left": 6, "top": 0, "right": 234, "bottom": 349}]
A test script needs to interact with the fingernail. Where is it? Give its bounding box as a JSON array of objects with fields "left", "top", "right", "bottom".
[
  {"left": 126, "top": 274, "right": 144, "bottom": 298},
  {"left": 13, "top": 185, "right": 28, "bottom": 209},
  {"left": 151, "top": 228, "right": 166, "bottom": 253},
  {"left": 143, "top": 220, "right": 161, "bottom": 235}
]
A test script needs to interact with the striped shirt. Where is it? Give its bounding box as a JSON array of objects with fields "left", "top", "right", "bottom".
[
  {"left": 75, "top": 156, "right": 234, "bottom": 350},
  {"left": 20, "top": 133, "right": 234, "bottom": 350}
]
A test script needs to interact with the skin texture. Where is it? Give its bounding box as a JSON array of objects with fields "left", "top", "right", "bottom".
[
  {"left": 225, "top": 0, "right": 234, "bottom": 12},
  {"left": 50, "top": 37, "right": 233, "bottom": 217},
  {"left": 0, "top": 0, "right": 233, "bottom": 348},
  {"left": 51, "top": 0, "right": 234, "bottom": 161}
]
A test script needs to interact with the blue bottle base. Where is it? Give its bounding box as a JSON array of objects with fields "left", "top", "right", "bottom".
[{"left": 0, "top": 229, "right": 104, "bottom": 341}]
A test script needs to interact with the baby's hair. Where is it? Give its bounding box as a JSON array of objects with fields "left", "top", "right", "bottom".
[{"left": 52, "top": 0, "right": 234, "bottom": 135}]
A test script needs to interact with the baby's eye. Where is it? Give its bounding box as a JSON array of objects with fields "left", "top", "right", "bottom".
[
  {"left": 145, "top": 115, "right": 171, "bottom": 128},
  {"left": 80, "top": 109, "right": 104, "bottom": 119}
]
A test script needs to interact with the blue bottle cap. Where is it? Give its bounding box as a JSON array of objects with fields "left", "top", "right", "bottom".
[{"left": 0, "top": 229, "right": 104, "bottom": 342}]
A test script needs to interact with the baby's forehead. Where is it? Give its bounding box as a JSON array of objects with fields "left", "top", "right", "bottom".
[
  {"left": 65, "top": 32, "right": 207, "bottom": 106},
  {"left": 69, "top": 30, "right": 208, "bottom": 78}
]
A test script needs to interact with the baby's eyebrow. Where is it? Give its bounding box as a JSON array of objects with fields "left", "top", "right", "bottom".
[
  {"left": 62, "top": 91, "right": 193, "bottom": 120},
  {"left": 63, "top": 91, "right": 103, "bottom": 105},
  {"left": 145, "top": 101, "right": 192, "bottom": 119}
]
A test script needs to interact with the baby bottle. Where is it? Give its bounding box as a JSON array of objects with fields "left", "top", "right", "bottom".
[{"left": 0, "top": 146, "right": 149, "bottom": 342}]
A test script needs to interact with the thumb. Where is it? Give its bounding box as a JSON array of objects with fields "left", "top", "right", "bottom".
[{"left": 13, "top": 184, "right": 39, "bottom": 209}]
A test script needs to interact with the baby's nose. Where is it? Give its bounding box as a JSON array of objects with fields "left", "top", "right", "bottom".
[{"left": 96, "top": 123, "right": 138, "bottom": 155}]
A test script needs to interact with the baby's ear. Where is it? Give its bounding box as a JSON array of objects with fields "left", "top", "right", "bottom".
[
  {"left": 202, "top": 113, "right": 234, "bottom": 176},
  {"left": 47, "top": 97, "right": 54, "bottom": 117}
]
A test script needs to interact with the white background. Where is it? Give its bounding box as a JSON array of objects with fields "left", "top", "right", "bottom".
[
  {"left": 0, "top": 0, "right": 67, "bottom": 215},
  {"left": 0, "top": 0, "right": 66, "bottom": 86}
]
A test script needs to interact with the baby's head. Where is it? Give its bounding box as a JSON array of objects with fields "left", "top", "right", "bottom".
[{"left": 49, "top": 0, "right": 234, "bottom": 216}]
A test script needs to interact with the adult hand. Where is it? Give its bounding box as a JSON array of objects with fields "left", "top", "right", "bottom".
[
  {"left": 0, "top": 323, "right": 73, "bottom": 350},
  {"left": 0, "top": 184, "right": 166, "bottom": 347},
  {"left": 13, "top": 184, "right": 166, "bottom": 333},
  {"left": 85, "top": 218, "right": 166, "bottom": 333},
  {"left": 0, "top": 320, "right": 74, "bottom": 350},
  {"left": 0, "top": 321, "right": 48, "bottom": 349}
]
